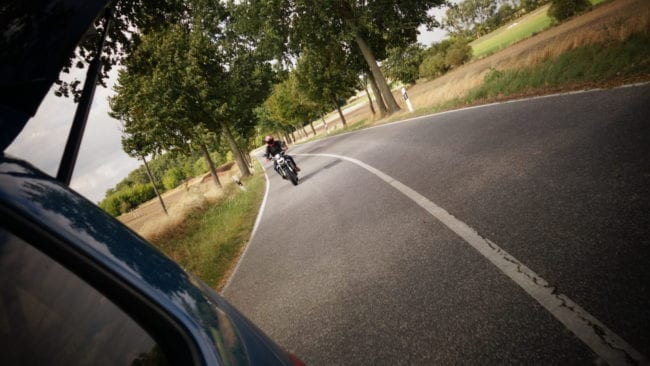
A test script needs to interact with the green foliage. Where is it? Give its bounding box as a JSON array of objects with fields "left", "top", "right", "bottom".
[
  {"left": 234, "top": 0, "right": 445, "bottom": 115},
  {"left": 261, "top": 73, "right": 322, "bottom": 133},
  {"left": 419, "top": 38, "right": 471, "bottom": 79},
  {"left": 419, "top": 53, "right": 448, "bottom": 78},
  {"left": 444, "top": 0, "right": 555, "bottom": 43},
  {"left": 294, "top": 43, "right": 359, "bottom": 113},
  {"left": 445, "top": 40, "right": 473, "bottom": 68},
  {"left": 193, "top": 158, "right": 208, "bottom": 176},
  {"left": 98, "top": 149, "right": 216, "bottom": 215},
  {"left": 521, "top": 0, "right": 550, "bottom": 12},
  {"left": 163, "top": 167, "right": 186, "bottom": 190},
  {"left": 444, "top": 0, "right": 499, "bottom": 38},
  {"left": 383, "top": 44, "right": 425, "bottom": 84},
  {"left": 56, "top": 0, "right": 193, "bottom": 99},
  {"left": 548, "top": 0, "right": 591, "bottom": 21},
  {"left": 99, "top": 183, "right": 156, "bottom": 217}
]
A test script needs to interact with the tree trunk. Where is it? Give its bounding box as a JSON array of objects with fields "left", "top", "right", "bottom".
[
  {"left": 201, "top": 143, "right": 221, "bottom": 189},
  {"left": 241, "top": 148, "right": 253, "bottom": 170},
  {"left": 291, "top": 130, "right": 297, "bottom": 142},
  {"left": 220, "top": 121, "right": 251, "bottom": 177},
  {"left": 367, "top": 72, "right": 387, "bottom": 118},
  {"left": 363, "top": 78, "right": 376, "bottom": 116},
  {"left": 354, "top": 33, "right": 400, "bottom": 114},
  {"left": 283, "top": 132, "right": 292, "bottom": 144},
  {"left": 320, "top": 115, "right": 329, "bottom": 134},
  {"left": 309, "top": 121, "right": 317, "bottom": 136},
  {"left": 142, "top": 156, "right": 167, "bottom": 215},
  {"left": 332, "top": 96, "right": 347, "bottom": 128},
  {"left": 302, "top": 125, "right": 309, "bottom": 137}
]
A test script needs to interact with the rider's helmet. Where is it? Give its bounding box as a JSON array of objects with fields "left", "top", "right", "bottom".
[{"left": 264, "top": 135, "right": 274, "bottom": 145}]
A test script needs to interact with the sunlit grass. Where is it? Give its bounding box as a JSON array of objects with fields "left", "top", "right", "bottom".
[
  {"left": 150, "top": 166, "right": 265, "bottom": 290},
  {"left": 471, "top": 5, "right": 552, "bottom": 59},
  {"left": 470, "top": 0, "right": 610, "bottom": 59},
  {"left": 466, "top": 33, "right": 650, "bottom": 103}
]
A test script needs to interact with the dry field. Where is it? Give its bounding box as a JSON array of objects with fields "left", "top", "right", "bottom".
[{"left": 118, "top": 162, "right": 247, "bottom": 239}]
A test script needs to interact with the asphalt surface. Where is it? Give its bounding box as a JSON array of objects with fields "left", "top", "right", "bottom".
[{"left": 223, "top": 84, "right": 650, "bottom": 365}]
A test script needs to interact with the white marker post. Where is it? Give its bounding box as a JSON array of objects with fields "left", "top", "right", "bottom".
[{"left": 401, "top": 87, "right": 414, "bottom": 112}]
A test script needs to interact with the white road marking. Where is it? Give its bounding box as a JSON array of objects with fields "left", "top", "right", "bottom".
[{"left": 295, "top": 152, "right": 649, "bottom": 366}]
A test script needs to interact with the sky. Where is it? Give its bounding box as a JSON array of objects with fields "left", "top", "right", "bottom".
[
  {"left": 5, "top": 6, "right": 450, "bottom": 204},
  {"left": 5, "top": 69, "right": 141, "bottom": 204}
]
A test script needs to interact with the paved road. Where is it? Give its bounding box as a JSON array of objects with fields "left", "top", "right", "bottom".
[{"left": 223, "top": 84, "right": 650, "bottom": 365}]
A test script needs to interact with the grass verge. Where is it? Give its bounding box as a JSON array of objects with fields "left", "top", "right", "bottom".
[
  {"left": 150, "top": 166, "right": 266, "bottom": 290},
  {"left": 465, "top": 33, "right": 650, "bottom": 102},
  {"left": 377, "top": 32, "right": 650, "bottom": 125}
]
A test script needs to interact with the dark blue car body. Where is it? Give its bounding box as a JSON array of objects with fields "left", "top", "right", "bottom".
[{"left": 0, "top": 156, "right": 295, "bottom": 365}]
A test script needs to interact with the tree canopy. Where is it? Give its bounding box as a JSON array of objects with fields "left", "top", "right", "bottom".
[{"left": 232, "top": 0, "right": 446, "bottom": 115}]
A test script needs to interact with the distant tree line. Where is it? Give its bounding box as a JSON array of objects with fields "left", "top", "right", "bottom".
[{"left": 99, "top": 147, "right": 230, "bottom": 216}]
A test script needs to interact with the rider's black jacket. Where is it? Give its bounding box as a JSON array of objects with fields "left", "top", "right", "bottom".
[{"left": 265, "top": 140, "right": 285, "bottom": 159}]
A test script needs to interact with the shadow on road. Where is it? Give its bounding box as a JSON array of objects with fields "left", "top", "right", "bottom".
[{"left": 297, "top": 159, "right": 343, "bottom": 184}]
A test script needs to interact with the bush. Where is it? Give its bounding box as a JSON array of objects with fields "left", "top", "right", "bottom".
[
  {"left": 419, "top": 53, "right": 448, "bottom": 79},
  {"left": 419, "top": 38, "right": 471, "bottom": 79},
  {"left": 521, "top": 0, "right": 550, "bottom": 13},
  {"left": 98, "top": 183, "right": 156, "bottom": 217},
  {"left": 445, "top": 41, "right": 472, "bottom": 68},
  {"left": 128, "top": 184, "right": 156, "bottom": 205},
  {"left": 193, "top": 157, "right": 207, "bottom": 176},
  {"left": 99, "top": 195, "right": 122, "bottom": 216},
  {"left": 162, "top": 167, "right": 186, "bottom": 190},
  {"left": 383, "top": 44, "right": 425, "bottom": 84},
  {"left": 548, "top": 0, "right": 590, "bottom": 21}
]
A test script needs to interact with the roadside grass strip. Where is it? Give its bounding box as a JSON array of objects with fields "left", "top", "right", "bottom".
[
  {"left": 295, "top": 152, "right": 649, "bottom": 366},
  {"left": 151, "top": 168, "right": 266, "bottom": 290}
]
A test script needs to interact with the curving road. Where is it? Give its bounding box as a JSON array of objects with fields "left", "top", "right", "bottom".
[{"left": 223, "top": 84, "right": 650, "bottom": 365}]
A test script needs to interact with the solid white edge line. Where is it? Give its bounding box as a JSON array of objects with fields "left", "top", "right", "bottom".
[
  {"left": 221, "top": 157, "right": 271, "bottom": 293},
  {"left": 295, "top": 152, "right": 649, "bottom": 366}
]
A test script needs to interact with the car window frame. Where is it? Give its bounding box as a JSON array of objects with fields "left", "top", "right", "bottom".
[{"left": 0, "top": 204, "right": 204, "bottom": 366}]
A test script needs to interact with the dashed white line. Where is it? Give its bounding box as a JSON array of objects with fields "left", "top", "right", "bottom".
[{"left": 295, "top": 152, "right": 649, "bottom": 366}]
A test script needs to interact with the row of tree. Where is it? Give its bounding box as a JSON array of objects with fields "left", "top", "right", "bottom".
[
  {"left": 72, "top": 0, "right": 585, "bottom": 215},
  {"left": 107, "top": 2, "right": 274, "bottom": 213},
  {"left": 97, "top": 0, "right": 448, "bottom": 213}
]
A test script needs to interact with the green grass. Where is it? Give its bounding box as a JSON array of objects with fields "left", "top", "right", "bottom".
[
  {"left": 151, "top": 167, "right": 266, "bottom": 289},
  {"left": 470, "top": 0, "right": 609, "bottom": 59},
  {"left": 471, "top": 5, "right": 553, "bottom": 59},
  {"left": 465, "top": 33, "right": 650, "bottom": 102}
]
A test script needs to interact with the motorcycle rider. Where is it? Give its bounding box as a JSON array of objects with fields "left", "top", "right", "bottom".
[{"left": 264, "top": 135, "right": 300, "bottom": 177}]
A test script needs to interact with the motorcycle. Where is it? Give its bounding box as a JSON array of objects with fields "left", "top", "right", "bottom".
[{"left": 272, "top": 151, "right": 299, "bottom": 186}]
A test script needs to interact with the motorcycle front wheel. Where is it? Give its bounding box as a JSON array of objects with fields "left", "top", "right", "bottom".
[{"left": 287, "top": 168, "right": 298, "bottom": 186}]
